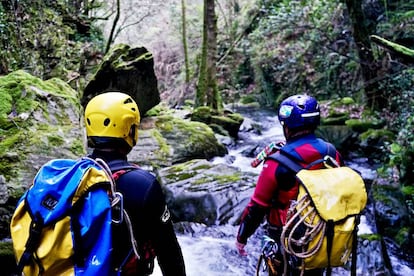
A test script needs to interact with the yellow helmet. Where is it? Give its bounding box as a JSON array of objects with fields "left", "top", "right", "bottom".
[{"left": 84, "top": 92, "right": 140, "bottom": 150}]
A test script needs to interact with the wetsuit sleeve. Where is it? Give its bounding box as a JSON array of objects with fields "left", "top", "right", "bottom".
[
  {"left": 237, "top": 160, "right": 278, "bottom": 244},
  {"left": 144, "top": 179, "right": 186, "bottom": 276}
]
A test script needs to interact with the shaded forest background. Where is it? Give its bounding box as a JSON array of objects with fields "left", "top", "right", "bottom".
[{"left": 0, "top": 0, "right": 413, "bottom": 255}]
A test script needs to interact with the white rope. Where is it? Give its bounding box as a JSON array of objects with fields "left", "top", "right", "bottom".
[
  {"left": 281, "top": 194, "right": 326, "bottom": 275},
  {"left": 90, "top": 157, "right": 141, "bottom": 260}
]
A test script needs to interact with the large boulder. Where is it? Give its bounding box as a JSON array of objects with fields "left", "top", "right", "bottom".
[
  {"left": 82, "top": 44, "right": 160, "bottom": 116},
  {"left": 0, "top": 70, "right": 85, "bottom": 239},
  {"left": 157, "top": 159, "right": 258, "bottom": 226}
]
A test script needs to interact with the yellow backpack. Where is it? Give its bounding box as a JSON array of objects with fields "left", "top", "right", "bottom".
[{"left": 271, "top": 151, "right": 367, "bottom": 276}]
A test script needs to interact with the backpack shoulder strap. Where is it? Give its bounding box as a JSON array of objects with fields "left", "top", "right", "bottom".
[
  {"left": 107, "top": 159, "right": 139, "bottom": 174},
  {"left": 268, "top": 151, "right": 303, "bottom": 173},
  {"left": 269, "top": 142, "right": 338, "bottom": 173}
]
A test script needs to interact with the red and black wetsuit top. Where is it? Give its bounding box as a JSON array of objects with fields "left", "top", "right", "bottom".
[
  {"left": 237, "top": 133, "right": 343, "bottom": 244},
  {"left": 90, "top": 150, "right": 186, "bottom": 276}
]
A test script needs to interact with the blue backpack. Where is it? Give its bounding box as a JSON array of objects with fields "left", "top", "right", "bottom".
[{"left": 10, "top": 157, "right": 139, "bottom": 275}]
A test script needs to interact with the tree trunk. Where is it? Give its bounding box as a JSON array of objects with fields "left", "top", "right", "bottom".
[
  {"left": 181, "top": 0, "right": 190, "bottom": 83},
  {"left": 344, "top": 0, "right": 384, "bottom": 110},
  {"left": 105, "top": 0, "right": 120, "bottom": 54},
  {"left": 205, "top": 0, "right": 221, "bottom": 110},
  {"left": 196, "top": 0, "right": 221, "bottom": 110},
  {"left": 195, "top": 0, "right": 208, "bottom": 108}
]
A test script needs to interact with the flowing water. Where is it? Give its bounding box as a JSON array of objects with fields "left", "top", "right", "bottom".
[{"left": 153, "top": 106, "right": 413, "bottom": 276}]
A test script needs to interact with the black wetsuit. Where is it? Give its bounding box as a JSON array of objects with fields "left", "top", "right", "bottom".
[{"left": 90, "top": 150, "right": 186, "bottom": 276}]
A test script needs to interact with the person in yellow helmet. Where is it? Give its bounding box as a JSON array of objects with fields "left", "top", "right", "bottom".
[{"left": 85, "top": 92, "right": 186, "bottom": 276}]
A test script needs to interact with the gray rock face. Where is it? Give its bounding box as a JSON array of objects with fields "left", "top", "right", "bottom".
[{"left": 158, "top": 159, "right": 258, "bottom": 226}]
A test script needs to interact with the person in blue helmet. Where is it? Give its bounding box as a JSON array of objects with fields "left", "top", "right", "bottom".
[
  {"left": 84, "top": 92, "right": 186, "bottom": 276},
  {"left": 235, "top": 94, "right": 344, "bottom": 275}
]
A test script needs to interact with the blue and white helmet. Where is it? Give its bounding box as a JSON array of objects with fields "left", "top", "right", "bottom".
[{"left": 278, "top": 94, "right": 320, "bottom": 129}]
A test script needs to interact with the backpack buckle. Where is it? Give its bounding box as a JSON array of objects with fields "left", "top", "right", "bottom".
[
  {"left": 323, "top": 155, "right": 339, "bottom": 168},
  {"left": 112, "top": 192, "right": 124, "bottom": 224}
]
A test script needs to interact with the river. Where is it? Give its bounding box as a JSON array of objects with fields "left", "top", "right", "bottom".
[{"left": 152, "top": 105, "right": 413, "bottom": 276}]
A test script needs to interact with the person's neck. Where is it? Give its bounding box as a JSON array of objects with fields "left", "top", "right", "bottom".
[
  {"left": 91, "top": 148, "right": 128, "bottom": 161},
  {"left": 286, "top": 130, "right": 315, "bottom": 141}
]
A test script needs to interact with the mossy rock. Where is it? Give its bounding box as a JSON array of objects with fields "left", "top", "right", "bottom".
[
  {"left": 191, "top": 107, "right": 244, "bottom": 139},
  {"left": 0, "top": 70, "right": 85, "bottom": 239},
  {"left": 211, "top": 114, "right": 243, "bottom": 139},
  {"left": 345, "top": 118, "right": 385, "bottom": 133},
  {"left": 191, "top": 106, "right": 213, "bottom": 124},
  {"left": 372, "top": 182, "right": 409, "bottom": 238},
  {"left": 83, "top": 44, "right": 160, "bottom": 116},
  {"left": 321, "top": 114, "right": 349, "bottom": 125},
  {"left": 209, "top": 123, "right": 229, "bottom": 136},
  {"left": 155, "top": 115, "right": 227, "bottom": 164},
  {"left": 320, "top": 97, "right": 361, "bottom": 120},
  {"left": 0, "top": 71, "right": 84, "bottom": 179},
  {"left": 359, "top": 129, "right": 395, "bottom": 143}
]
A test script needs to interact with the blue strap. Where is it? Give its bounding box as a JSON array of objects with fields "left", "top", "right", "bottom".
[
  {"left": 269, "top": 142, "right": 337, "bottom": 173},
  {"left": 270, "top": 152, "right": 303, "bottom": 173}
]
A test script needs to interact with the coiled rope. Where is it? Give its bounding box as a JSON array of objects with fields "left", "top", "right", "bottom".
[{"left": 280, "top": 194, "right": 325, "bottom": 275}]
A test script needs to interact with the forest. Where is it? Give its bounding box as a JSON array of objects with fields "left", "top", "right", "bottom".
[{"left": 0, "top": 0, "right": 413, "bottom": 273}]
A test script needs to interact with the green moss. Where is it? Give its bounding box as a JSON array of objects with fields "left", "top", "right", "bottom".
[
  {"left": 184, "top": 99, "right": 194, "bottom": 107},
  {"left": 151, "top": 129, "right": 171, "bottom": 157},
  {"left": 165, "top": 160, "right": 211, "bottom": 175},
  {"left": 191, "top": 106, "right": 213, "bottom": 124},
  {"left": 215, "top": 173, "right": 241, "bottom": 184},
  {"left": 100, "top": 44, "right": 153, "bottom": 72},
  {"left": 70, "top": 140, "right": 86, "bottom": 156},
  {"left": 240, "top": 95, "right": 257, "bottom": 104},
  {"left": 227, "top": 112, "right": 244, "bottom": 124},
  {"left": 359, "top": 233, "right": 381, "bottom": 241},
  {"left": 394, "top": 227, "right": 410, "bottom": 247},
  {"left": 345, "top": 119, "right": 386, "bottom": 133},
  {"left": 0, "top": 240, "right": 14, "bottom": 257},
  {"left": 359, "top": 128, "right": 395, "bottom": 142},
  {"left": 164, "top": 171, "right": 198, "bottom": 183},
  {"left": 191, "top": 173, "right": 241, "bottom": 186},
  {"left": 47, "top": 134, "right": 64, "bottom": 147},
  {"left": 192, "top": 176, "right": 214, "bottom": 185},
  {"left": 209, "top": 123, "right": 229, "bottom": 136},
  {"left": 155, "top": 116, "right": 175, "bottom": 132},
  {"left": 321, "top": 114, "right": 349, "bottom": 125},
  {"left": 211, "top": 115, "right": 237, "bottom": 124},
  {"left": 341, "top": 97, "right": 355, "bottom": 105},
  {"left": 0, "top": 130, "right": 23, "bottom": 153},
  {"left": 401, "top": 186, "right": 414, "bottom": 197},
  {"left": 145, "top": 103, "right": 173, "bottom": 117},
  {"left": 372, "top": 184, "right": 401, "bottom": 205},
  {"left": 0, "top": 71, "right": 79, "bottom": 129}
]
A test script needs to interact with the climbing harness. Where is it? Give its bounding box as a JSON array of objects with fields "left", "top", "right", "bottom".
[{"left": 256, "top": 235, "right": 280, "bottom": 276}]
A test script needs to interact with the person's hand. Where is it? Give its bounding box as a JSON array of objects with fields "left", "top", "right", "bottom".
[{"left": 236, "top": 241, "right": 247, "bottom": 256}]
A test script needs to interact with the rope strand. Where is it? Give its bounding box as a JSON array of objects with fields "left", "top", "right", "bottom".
[
  {"left": 91, "top": 157, "right": 140, "bottom": 260},
  {"left": 281, "top": 194, "right": 326, "bottom": 273}
]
